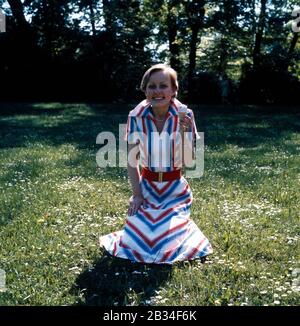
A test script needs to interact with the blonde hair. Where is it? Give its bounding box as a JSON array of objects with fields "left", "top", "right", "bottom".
[{"left": 140, "top": 64, "right": 178, "bottom": 98}]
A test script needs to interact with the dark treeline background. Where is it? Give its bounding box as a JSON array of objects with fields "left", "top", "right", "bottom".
[{"left": 0, "top": 0, "right": 299, "bottom": 104}]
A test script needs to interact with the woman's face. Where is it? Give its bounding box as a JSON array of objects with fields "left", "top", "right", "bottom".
[{"left": 145, "top": 70, "right": 176, "bottom": 110}]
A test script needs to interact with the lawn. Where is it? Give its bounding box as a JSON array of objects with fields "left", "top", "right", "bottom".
[{"left": 0, "top": 103, "right": 299, "bottom": 306}]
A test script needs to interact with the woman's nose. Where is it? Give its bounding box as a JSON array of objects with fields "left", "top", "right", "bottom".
[{"left": 153, "top": 87, "right": 163, "bottom": 93}]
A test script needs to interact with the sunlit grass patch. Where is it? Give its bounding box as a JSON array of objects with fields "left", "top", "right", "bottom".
[{"left": 0, "top": 103, "right": 299, "bottom": 306}]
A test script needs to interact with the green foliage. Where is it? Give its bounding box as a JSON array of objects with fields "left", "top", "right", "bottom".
[{"left": 0, "top": 0, "right": 299, "bottom": 102}]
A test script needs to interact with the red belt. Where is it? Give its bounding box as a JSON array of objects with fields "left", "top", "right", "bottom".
[{"left": 141, "top": 168, "right": 182, "bottom": 182}]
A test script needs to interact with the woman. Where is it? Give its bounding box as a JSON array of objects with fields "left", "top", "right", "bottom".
[{"left": 100, "top": 64, "right": 213, "bottom": 264}]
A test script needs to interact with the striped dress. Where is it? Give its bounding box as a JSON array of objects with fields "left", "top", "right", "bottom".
[{"left": 100, "top": 98, "right": 213, "bottom": 264}]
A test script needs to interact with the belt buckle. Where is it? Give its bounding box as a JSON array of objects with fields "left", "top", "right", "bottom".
[{"left": 158, "top": 172, "right": 163, "bottom": 182}]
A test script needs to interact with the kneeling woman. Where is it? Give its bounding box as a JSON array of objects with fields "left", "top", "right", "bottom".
[{"left": 100, "top": 64, "right": 213, "bottom": 264}]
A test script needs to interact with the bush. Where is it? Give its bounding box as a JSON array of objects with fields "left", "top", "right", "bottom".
[
  {"left": 239, "top": 59, "right": 300, "bottom": 105},
  {"left": 187, "top": 72, "right": 221, "bottom": 104}
]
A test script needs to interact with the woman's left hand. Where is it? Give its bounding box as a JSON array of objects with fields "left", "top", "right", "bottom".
[{"left": 128, "top": 195, "right": 146, "bottom": 216}]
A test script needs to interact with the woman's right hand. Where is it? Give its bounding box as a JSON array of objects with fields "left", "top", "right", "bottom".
[
  {"left": 127, "top": 195, "right": 146, "bottom": 216},
  {"left": 179, "top": 114, "right": 192, "bottom": 133}
]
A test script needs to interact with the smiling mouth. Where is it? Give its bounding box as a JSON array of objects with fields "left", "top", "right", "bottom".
[{"left": 152, "top": 97, "right": 165, "bottom": 100}]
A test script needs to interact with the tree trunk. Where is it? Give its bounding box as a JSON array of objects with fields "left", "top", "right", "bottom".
[
  {"left": 188, "top": 26, "right": 198, "bottom": 94},
  {"left": 282, "top": 32, "right": 299, "bottom": 71},
  {"left": 288, "top": 32, "right": 299, "bottom": 56},
  {"left": 102, "top": 0, "right": 115, "bottom": 34},
  {"left": 7, "top": 0, "right": 30, "bottom": 30},
  {"left": 167, "top": 0, "right": 180, "bottom": 72},
  {"left": 253, "top": 0, "right": 267, "bottom": 68},
  {"left": 187, "top": 0, "right": 205, "bottom": 99},
  {"left": 218, "top": 37, "right": 229, "bottom": 75},
  {"left": 88, "top": 1, "right": 96, "bottom": 36}
]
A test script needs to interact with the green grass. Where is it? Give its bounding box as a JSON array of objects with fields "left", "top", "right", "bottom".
[{"left": 0, "top": 103, "right": 299, "bottom": 306}]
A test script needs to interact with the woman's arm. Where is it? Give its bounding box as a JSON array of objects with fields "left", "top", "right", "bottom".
[
  {"left": 127, "top": 143, "right": 142, "bottom": 197},
  {"left": 127, "top": 143, "right": 145, "bottom": 215},
  {"left": 179, "top": 115, "right": 195, "bottom": 168},
  {"left": 182, "top": 132, "right": 195, "bottom": 168}
]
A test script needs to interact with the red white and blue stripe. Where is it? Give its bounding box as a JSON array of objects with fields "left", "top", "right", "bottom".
[{"left": 100, "top": 99, "right": 213, "bottom": 264}]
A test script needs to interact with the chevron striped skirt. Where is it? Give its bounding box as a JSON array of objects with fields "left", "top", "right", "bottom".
[{"left": 100, "top": 176, "right": 213, "bottom": 264}]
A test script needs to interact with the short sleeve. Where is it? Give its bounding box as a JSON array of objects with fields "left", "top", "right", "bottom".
[
  {"left": 186, "top": 109, "right": 200, "bottom": 161},
  {"left": 124, "top": 115, "right": 140, "bottom": 144},
  {"left": 188, "top": 110, "right": 200, "bottom": 140}
]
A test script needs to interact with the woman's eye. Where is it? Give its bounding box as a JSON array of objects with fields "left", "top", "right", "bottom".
[
  {"left": 160, "top": 85, "right": 167, "bottom": 88},
  {"left": 148, "top": 85, "right": 156, "bottom": 89}
]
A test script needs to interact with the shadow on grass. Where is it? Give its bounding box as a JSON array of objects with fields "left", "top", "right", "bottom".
[
  {"left": 0, "top": 102, "right": 299, "bottom": 187},
  {"left": 0, "top": 102, "right": 66, "bottom": 116},
  {"left": 72, "top": 252, "right": 172, "bottom": 306},
  {"left": 0, "top": 103, "right": 126, "bottom": 151},
  {"left": 0, "top": 102, "right": 299, "bottom": 151}
]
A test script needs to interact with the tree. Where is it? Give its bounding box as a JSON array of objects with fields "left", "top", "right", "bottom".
[
  {"left": 253, "top": 0, "right": 268, "bottom": 67},
  {"left": 0, "top": 0, "right": 298, "bottom": 102},
  {"left": 77, "top": 0, "right": 99, "bottom": 36},
  {"left": 184, "top": 0, "right": 206, "bottom": 98},
  {"left": 166, "top": 0, "right": 182, "bottom": 72},
  {"left": 7, "top": 0, "right": 30, "bottom": 30}
]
